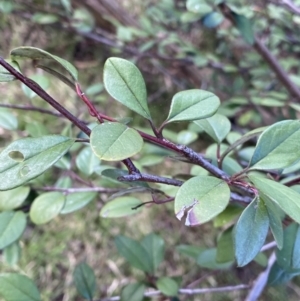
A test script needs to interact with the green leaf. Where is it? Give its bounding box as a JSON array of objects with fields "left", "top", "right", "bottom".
[
  {"left": 232, "top": 12, "right": 254, "bottom": 45},
  {"left": 0, "top": 273, "right": 41, "bottom": 301},
  {"left": 213, "top": 204, "right": 243, "bottom": 227},
  {"left": 73, "top": 262, "right": 96, "bottom": 300},
  {"left": 76, "top": 147, "right": 101, "bottom": 176},
  {"left": 30, "top": 192, "right": 65, "bottom": 224},
  {"left": 0, "top": 186, "right": 30, "bottom": 211},
  {"left": 177, "top": 130, "right": 198, "bottom": 145},
  {"left": 0, "top": 59, "right": 20, "bottom": 82},
  {"left": 141, "top": 233, "right": 165, "bottom": 273},
  {"left": 268, "top": 261, "right": 300, "bottom": 285},
  {"left": 197, "top": 248, "right": 233, "bottom": 269},
  {"left": 249, "top": 120, "right": 300, "bottom": 170},
  {"left": 32, "top": 13, "right": 58, "bottom": 24},
  {"left": 90, "top": 123, "right": 143, "bottom": 161},
  {"left": 165, "top": 90, "right": 220, "bottom": 124},
  {"left": 202, "top": 12, "right": 224, "bottom": 28},
  {"left": 10, "top": 46, "right": 78, "bottom": 81},
  {"left": 121, "top": 283, "right": 145, "bottom": 301},
  {"left": 0, "top": 211, "right": 26, "bottom": 249},
  {"left": 103, "top": 57, "right": 151, "bottom": 120},
  {"left": 60, "top": 192, "right": 97, "bottom": 214},
  {"left": 156, "top": 277, "right": 178, "bottom": 297},
  {"left": 176, "top": 245, "right": 205, "bottom": 260},
  {"left": 276, "top": 223, "right": 300, "bottom": 269},
  {"left": 0, "top": 135, "right": 74, "bottom": 190},
  {"left": 264, "top": 198, "right": 283, "bottom": 250},
  {"left": 100, "top": 196, "right": 142, "bottom": 218},
  {"left": 22, "top": 74, "right": 49, "bottom": 99},
  {"left": 216, "top": 227, "right": 234, "bottom": 263},
  {"left": 0, "top": 108, "right": 18, "bottom": 130},
  {"left": 234, "top": 197, "right": 269, "bottom": 267},
  {"left": 194, "top": 114, "right": 231, "bottom": 143},
  {"left": 186, "top": 0, "right": 212, "bottom": 15},
  {"left": 115, "top": 235, "right": 152, "bottom": 273},
  {"left": 249, "top": 175, "right": 300, "bottom": 224},
  {"left": 71, "top": 8, "right": 95, "bottom": 33},
  {"left": 3, "top": 241, "right": 21, "bottom": 266},
  {"left": 174, "top": 176, "right": 230, "bottom": 226}
]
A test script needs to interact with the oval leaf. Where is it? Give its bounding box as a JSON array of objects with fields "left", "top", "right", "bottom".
[
  {"left": 3, "top": 241, "right": 21, "bottom": 266},
  {"left": 10, "top": 46, "right": 78, "bottom": 81},
  {"left": 156, "top": 277, "right": 178, "bottom": 297},
  {"left": 202, "top": 12, "right": 224, "bottom": 28},
  {"left": 76, "top": 146, "right": 101, "bottom": 176},
  {"left": 121, "top": 283, "right": 145, "bottom": 301},
  {"left": 90, "top": 123, "right": 143, "bottom": 161},
  {"left": 197, "top": 248, "right": 233, "bottom": 269},
  {"left": 103, "top": 57, "right": 151, "bottom": 120},
  {"left": 194, "top": 114, "right": 231, "bottom": 143},
  {"left": 30, "top": 192, "right": 65, "bottom": 224},
  {"left": 0, "top": 135, "right": 74, "bottom": 190},
  {"left": 60, "top": 192, "right": 97, "bottom": 214},
  {"left": 0, "top": 108, "right": 18, "bottom": 130},
  {"left": 232, "top": 12, "right": 254, "bottom": 45},
  {"left": 165, "top": 90, "right": 220, "bottom": 124},
  {"left": 100, "top": 196, "right": 142, "bottom": 218},
  {"left": 115, "top": 235, "right": 152, "bottom": 273},
  {"left": 249, "top": 120, "right": 300, "bottom": 170},
  {"left": 73, "top": 262, "right": 96, "bottom": 300},
  {"left": 249, "top": 175, "right": 300, "bottom": 224},
  {"left": 0, "top": 273, "right": 41, "bottom": 301},
  {"left": 234, "top": 197, "right": 269, "bottom": 267},
  {"left": 0, "top": 211, "right": 26, "bottom": 249},
  {"left": 0, "top": 186, "right": 30, "bottom": 211},
  {"left": 174, "top": 176, "right": 230, "bottom": 226}
]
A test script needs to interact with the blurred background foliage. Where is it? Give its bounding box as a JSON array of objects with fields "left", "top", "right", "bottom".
[{"left": 1, "top": 0, "right": 300, "bottom": 300}]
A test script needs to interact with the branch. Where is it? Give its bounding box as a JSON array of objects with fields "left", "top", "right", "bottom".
[
  {"left": 33, "top": 186, "right": 121, "bottom": 193},
  {"left": 97, "top": 284, "right": 250, "bottom": 301},
  {"left": 281, "top": 0, "right": 300, "bottom": 15}
]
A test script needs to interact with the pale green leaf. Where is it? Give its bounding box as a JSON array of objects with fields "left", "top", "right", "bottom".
[
  {"left": 0, "top": 108, "right": 18, "bottom": 130},
  {"left": 0, "top": 59, "right": 20, "bottom": 82},
  {"left": 166, "top": 90, "right": 220, "bottom": 124},
  {"left": 60, "top": 192, "right": 97, "bottom": 214},
  {"left": 203, "top": 12, "right": 224, "bottom": 28},
  {"left": 186, "top": 0, "right": 212, "bottom": 15},
  {"left": 197, "top": 248, "right": 233, "bottom": 269},
  {"left": 249, "top": 120, "right": 300, "bottom": 170},
  {"left": 0, "top": 135, "right": 74, "bottom": 190},
  {"left": 216, "top": 227, "right": 234, "bottom": 263},
  {"left": 3, "top": 241, "right": 21, "bottom": 266},
  {"left": 90, "top": 123, "right": 143, "bottom": 161},
  {"left": 174, "top": 176, "right": 230, "bottom": 226},
  {"left": 156, "top": 277, "right": 178, "bottom": 297},
  {"left": 121, "top": 283, "right": 145, "bottom": 301},
  {"left": 234, "top": 197, "right": 269, "bottom": 266},
  {"left": 103, "top": 57, "right": 151, "bottom": 119},
  {"left": 0, "top": 273, "right": 41, "bottom": 301},
  {"left": 176, "top": 130, "right": 198, "bottom": 145},
  {"left": 76, "top": 147, "right": 101, "bottom": 176},
  {"left": 0, "top": 211, "right": 26, "bottom": 249},
  {"left": 100, "top": 196, "right": 142, "bottom": 218},
  {"left": 0, "top": 186, "right": 30, "bottom": 211},
  {"left": 30, "top": 192, "right": 65, "bottom": 224}
]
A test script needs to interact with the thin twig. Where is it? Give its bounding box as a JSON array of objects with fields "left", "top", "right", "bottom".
[
  {"left": 33, "top": 186, "right": 121, "bottom": 193},
  {"left": 281, "top": 0, "right": 300, "bottom": 14},
  {"left": 260, "top": 241, "right": 277, "bottom": 252}
]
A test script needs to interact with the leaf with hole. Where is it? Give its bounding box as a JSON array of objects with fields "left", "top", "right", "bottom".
[
  {"left": 10, "top": 46, "right": 78, "bottom": 81},
  {"left": 0, "top": 186, "right": 30, "bottom": 211},
  {"left": 0, "top": 211, "right": 26, "bottom": 250},
  {"left": 174, "top": 176, "right": 230, "bottom": 226},
  {"left": 90, "top": 123, "right": 143, "bottom": 161},
  {"left": 249, "top": 175, "right": 300, "bottom": 224},
  {"left": 0, "top": 273, "right": 41, "bottom": 301},
  {"left": 234, "top": 197, "right": 269, "bottom": 266},
  {"left": 30, "top": 192, "right": 65, "bottom": 224},
  {"left": 165, "top": 90, "right": 220, "bottom": 124},
  {"left": 194, "top": 114, "right": 231, "bottom": 143},
  {"left": 73, "top": 262, "right": 96, "bottom": 300},
  {"left": 0, "top": 135, "right": 74, "bottom": 190},
  {"left": 249, "top": 120, "right": 300, "bottom": 170},
  {"left": 103, "top": 57, "right": 151, "bottom": 120}
]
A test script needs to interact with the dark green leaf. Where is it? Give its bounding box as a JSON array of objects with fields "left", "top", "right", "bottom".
[
  {"left": 234, "top": 197, "right": 269, "bottom": 267},
  {"left": 213, "top": 204, "right": 243, "bottom": 227},
  {"left": 10, "top": 46, "right": 78, "bottom": 81},
  {"left": 232, "top": 13, "right": 254, "bottom": 44},
  {"left": 61, "top": 192, "right": 97, "bottom": 214},
  {"left": 176, "top": 245, "right": 205, "bottom": 260},
  {"left": 115, "top": 235, "right": 152, "bottom": 273},
  {"left": 0, "top": 135, "right": 74, "bottom": 190},
  {"left": 156, "top": 277, "right": 178, "bottom": 297},
  {"left": 0, "top": 273, "right": 41, "bottom": 301},
  {"left": 216, "top": 227, "right": 234, "bottom": 263},
  {"left": 197, "top": 248, "right": 233, "bottom": 269},
  {"left": 141, "top": 233, "right": 165, "bottom": 273},
  {"left": 166, "top": 90, "right": 220, "bottom": 124},
  {"left": 202, "top": 12, "right": 224, "bottom": 28},
  {"left": 0, "top": 186, "right": 30, "bottom": 211},
  {"left": 30, "top": 192, "right": 65, "bottom": 224},
  {"left": 100, "top": 196, "right": 143, "bottom": 218},
  {"left": 73, "top": 262, "right": 96, "bottom": 300},
  {"left": 0, "top": 211, "right": 26, "bottom": 249},
  {"left": 249, "top": 120, "right": 300, "bottom": 170},
  {"left": 121, "top": 283, "right": 145, "bottom": 301},
  {"left": 268, "top": 261, "right": 300, "bottom": 285},
  {"left": 174, "top": 176, "right": 230, "bottom": 226},
  {"left": 103, "top": 57, "right": 151, "bottom": 120},
  {"left": 249, "top": 175, "right": 300, "bottom": 224},
  {"left": 90, "top": 123, "right": 143, "bottom": 161}
]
